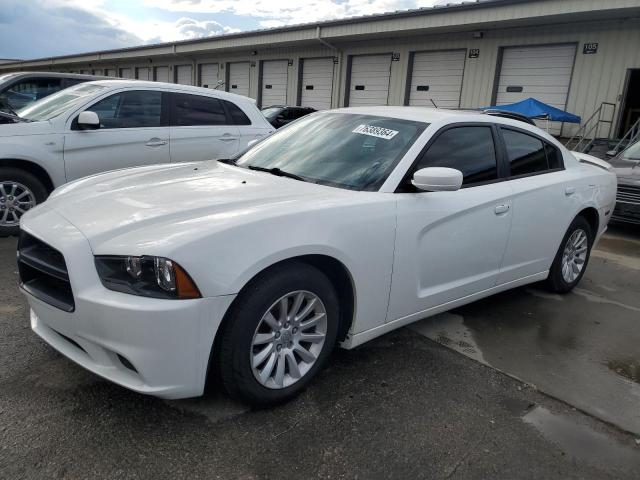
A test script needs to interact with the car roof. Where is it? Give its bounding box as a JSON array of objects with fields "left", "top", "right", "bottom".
[
  {"left": 86, "top": 79, "right": 256, "bottom": 104},
  {"left": 1, "top": 71, "right": 112, "bottom": 81}
]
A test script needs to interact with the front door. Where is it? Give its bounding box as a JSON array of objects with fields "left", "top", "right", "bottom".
[
  {"left": 388, "top": 124, "right": 513, "bottom": 321},
  {"left": 64, "top": 90, "right": 170, "bottom": 181}
]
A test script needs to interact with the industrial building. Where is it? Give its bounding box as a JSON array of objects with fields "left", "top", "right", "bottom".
[{"left": 1, "top": 0, "right": 640, "bottom": 139}]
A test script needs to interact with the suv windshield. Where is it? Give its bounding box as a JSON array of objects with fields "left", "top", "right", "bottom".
[
  {"left": 236, "top": 112, "right": 427, "bottom": 190},
  {"left": 16, "top": 83, "right": 108, "bottom": 121}
]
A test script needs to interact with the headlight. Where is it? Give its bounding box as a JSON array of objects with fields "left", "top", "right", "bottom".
[{"left": 94, "top": 256, "right": 201, "bottom": 299}]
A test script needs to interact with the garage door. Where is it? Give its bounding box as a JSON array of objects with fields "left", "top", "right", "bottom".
[
  {"left": 92, "top": 69, "right": 103, "bottom": 76},
  {"left": 261, "top": 60, "right": 288, "bottom": 107},
  {"left": 105, "top": 69, "right": 116, "bottom": 77},
  {"left": 408, "top": 50, "right": 466, "bottom": 108},
  {"left": 136, "top": 67, "right": 151, "bottom": 81},
  {"left": 228, "top": 62, "right": 250, "bottom": 98},
  {"left": 496, "top": 44, "right": 576, "bottom": 134},
  {"left": 176, "top": 65, "right": 193, "bottom": 85},
  {"left": 348, "top": 54, "right": 392, "bottom": 107},
  {"left": 119, "top": 68, "right": 132, "bottom": 79},
  {"left": 300, "top": 58, "right": 334, "bottom": 110},
  {"left": 200, "top": 63, "right": 219, "bottom": 89},
  {"left": 154, "top": 66, "right": 170, "bottom": 83}
]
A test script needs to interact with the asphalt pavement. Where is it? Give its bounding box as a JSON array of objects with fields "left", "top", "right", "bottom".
[{"left": 1, "top": 230, "right": 639, "bottom": 479}]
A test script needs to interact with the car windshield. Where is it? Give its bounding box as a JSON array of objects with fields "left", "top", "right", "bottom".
[
  {"left": 16, "top": 83, "right": 108, "bottom": 121},
  {"left": 620, "top": 140, "right": 640, "bottom": 161},
  {"left": 236, "top": 112, "right": 427, "bottom": 191},
  {"left": 261, "top": 107, "right": 283, "bottom": 120}
]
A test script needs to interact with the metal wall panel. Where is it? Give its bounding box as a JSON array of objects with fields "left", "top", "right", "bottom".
[
  {"left": 300, "top": 57, "right": 335, "bottom": 110},
  {"left": 348, "top": 54, "right": 392, "bottom": 107},
  {"left": 407, "top": 49, "right": 466, "bottom": 108}
]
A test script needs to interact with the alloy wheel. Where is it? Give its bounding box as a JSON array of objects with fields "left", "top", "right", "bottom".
[
  {"left": 250, "top": 290, "right": 327, "bottom": 389},
  {"left": 0, "top": 181, "right": 37, "bottom": 227},
  {"left": 561, "top": 228, "right": 588, "bottom": 283}
]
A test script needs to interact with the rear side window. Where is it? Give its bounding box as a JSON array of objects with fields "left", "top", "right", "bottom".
[
  {"left": 89, "top": 90, "right": 162, "bottom": 129},
  {"left": 545, "top": 143, "right": 563, "bottom": 169},
  {"left": 502, "top": 128, "right": 563, "bottom": 176},
  {"left": 223, "top": 100, "right": 251, "bottom": 125},
  {"left": 172, "top": 93, "right": 227, "bottom": 126},
  {"left": 416, "top": 126, "right": 498, "bottom": 186}
]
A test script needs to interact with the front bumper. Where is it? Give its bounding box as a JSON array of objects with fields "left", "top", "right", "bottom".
[
  {"left": 20, "top": 213, "right": 235, "bottom": 399},
  {"left": 612, "top": 183, "right": 640, "bottom": 225}
]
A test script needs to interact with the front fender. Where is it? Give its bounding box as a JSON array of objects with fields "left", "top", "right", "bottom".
[{"left": 0, "top": 136, "right": 66, "bottom": 187}]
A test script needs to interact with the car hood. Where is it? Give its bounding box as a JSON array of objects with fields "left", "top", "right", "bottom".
[
  {"left": 30, "top": 161, "right": 349, "bottom": 250},
  {"left": 609, "top": 156, "right": 640, "bottom": 183}
]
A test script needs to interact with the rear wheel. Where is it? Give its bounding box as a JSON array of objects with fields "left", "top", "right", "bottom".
[
  {"left": 546, "top": 216, "right": 593, "bottom": 293},
  {"left": 0, "top": 168, "right": 48, "bottom": 237},
  {"left": 217, "top": 262, "right": 339, "bottom": 406}
]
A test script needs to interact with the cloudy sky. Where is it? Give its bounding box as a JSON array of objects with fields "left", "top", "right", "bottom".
[{"left": 0, "top": 0, "right": 459, "bottom": 60}]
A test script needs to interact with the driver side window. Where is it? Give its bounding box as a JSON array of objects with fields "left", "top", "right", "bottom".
[
  {"left": 88, "top": 90, "right": 162, "bottom": 129},
  {"left": 415, "top": 126, "right": 498, "bottom": 187}
]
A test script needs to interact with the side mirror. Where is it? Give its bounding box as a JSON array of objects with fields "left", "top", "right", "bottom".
[
  {"left": 77, "top": 111, "right": 100, "bottom": 129},
  {"left": 411, "top": 167, "right": 463, "bottom": 192}
]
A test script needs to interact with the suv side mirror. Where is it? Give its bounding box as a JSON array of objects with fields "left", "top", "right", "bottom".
[
  {"left": 412, "top": 167, "right": 463, "bottom": 192},
  {"left": 77, "top": 111, "right": 100, "bottom": 129}
]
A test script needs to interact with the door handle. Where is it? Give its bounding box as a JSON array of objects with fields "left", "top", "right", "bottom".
[
  {"left": 565, "top": 187, "right": 576, "bottom": 196},
  {"left": 494, "top": 204, "right": 510, "bottom": 215},
  {"left": 219, "top": 136, "right": 238, "bottom": 142},
  {"left": 146, "top": 138, "right": 167, "bottom": 147}
]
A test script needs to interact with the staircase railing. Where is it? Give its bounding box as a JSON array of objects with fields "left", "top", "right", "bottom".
[
  {"left": 565, "top": 102, "right": 616, "bottom": 153},
  {"left": 606, "top": 117, "right": 640, "bottom": 157}
]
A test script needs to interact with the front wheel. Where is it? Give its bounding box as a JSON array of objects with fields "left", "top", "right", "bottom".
[
  {"left": 0, "top": 168, "right": 48, "bottom": 237},
  {"left": 546, "top": 216, "right": 593, "bottom": 293},
  {"left": 217, "top": 262, "right": 339, "bottom": 406}
]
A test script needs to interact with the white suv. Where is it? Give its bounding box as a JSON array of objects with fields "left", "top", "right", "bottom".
[{"left": 0, "top": 80, "right": 274, "bottom": 235}]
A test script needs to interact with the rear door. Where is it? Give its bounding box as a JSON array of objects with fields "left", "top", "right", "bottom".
[
  {"left": 169, "top": 92, "right": 240, "bottom": 163},
  {"left": 494, "top": 126, "right": 575, "bottom": 284},
  {"left": 64, "top": 89, "right": 170, "bottom": 180}
]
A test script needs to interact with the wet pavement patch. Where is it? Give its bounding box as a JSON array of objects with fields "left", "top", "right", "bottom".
[
  {"left": 522, "top": 406, "right": 640, "bottom": 470},
  {"left": 608, "top": 359, "right": 640, "bottom": 384}
]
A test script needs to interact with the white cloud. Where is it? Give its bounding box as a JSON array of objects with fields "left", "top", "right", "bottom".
[{"left": 148, "top": 0, "right": 454, "bottom": 27}]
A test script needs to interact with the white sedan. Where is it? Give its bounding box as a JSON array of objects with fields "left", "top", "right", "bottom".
[{"left": 18, "top": 107, "right": 616, "bottom": 405}]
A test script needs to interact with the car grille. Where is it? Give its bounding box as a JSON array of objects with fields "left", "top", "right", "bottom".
[
  {"left": 616, "top": 184, "right": 640, "bottom": 205},
  {"left": 17, "top": 231, "right": 75, "bottom": 312}
]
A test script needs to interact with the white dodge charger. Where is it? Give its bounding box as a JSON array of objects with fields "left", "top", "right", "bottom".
[{"left": 18, "top": 107, "right": 616, "bottom": 405}]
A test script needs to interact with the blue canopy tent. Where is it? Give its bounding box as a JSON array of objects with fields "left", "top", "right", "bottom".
[{"left": 482, "top": 97, "right": 581, "bottom": 124}]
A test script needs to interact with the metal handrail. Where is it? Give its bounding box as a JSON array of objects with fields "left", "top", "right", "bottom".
[
  {"left": 565, "top": 102, "right": 616, "bottom": 152},
  {"left": 607, "top": 117, "right": 640, "bottom": 156}
]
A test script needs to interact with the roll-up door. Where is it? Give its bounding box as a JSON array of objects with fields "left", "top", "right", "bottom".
[
  {"left": 136, "top": 67, "right": 151, "bottom": 81},
  {"left": 300, "top": 57, "right": 334, "bottom": 110},
  {"left": 408, "top": 50, "right": 466, "bottom": 108},
  {"left": 348, "top": 54, "right": 392, "bottom": 107},
  {"left": 176, "top": 65, "right": 193, "bottom": 85},
  {"left": 261, "top": 60, "right": 288, "bottom": 107},
  {"left": 228, "top": 62, "right": 250, "bottom": 98},
  {"left": 119, "top": 68, "right": 132, "bottom": 79},
  {"left": 496, "top": 44, "right": 576, "bottom": 135},
  {"left": 105, "top": 69, "right": 116, "bottom": 77},
  {"left": 200, "top": 63, "right": 219, "bottom": 88},
  {"left": 154, "top": 66, "right": 170, "bottom": 83}
]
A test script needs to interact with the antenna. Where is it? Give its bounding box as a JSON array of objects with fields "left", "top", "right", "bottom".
[{"left": 430, "top": 98, "right": 438, "bottom": 109}]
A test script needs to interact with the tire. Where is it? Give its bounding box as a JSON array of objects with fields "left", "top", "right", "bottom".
[
  {"left": 546, "top": 215, "right": 593, "bottom": 293},
  {"left": 217, "top": 261, "right": 340, "bottom": 406},
  {"left": 0, "top": 167, "right": 48, "bottom": 238}
]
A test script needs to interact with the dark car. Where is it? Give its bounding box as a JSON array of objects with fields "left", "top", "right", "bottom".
[
  {"left": 609, "top": 139, "right": 640, "bottom": 225},
  {"left": 0, "top": 72, "right": 112, "bottom": 118},
  {"left": 261, "top": 105, "right": 316, "bottom": 128}
]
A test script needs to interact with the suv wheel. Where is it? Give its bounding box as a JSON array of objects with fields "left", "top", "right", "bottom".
[{"left": 0, "top": 168, "right": 48, "bottom": 237}]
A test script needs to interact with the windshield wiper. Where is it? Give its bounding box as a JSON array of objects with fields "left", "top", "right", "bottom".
[
  {"left": 247, "top": 165, "right": 307, "bottom": 182},
  {"left": 217, "top": 158, "right": 237, "bottom": 165},
  {"left": 0, "top": 110, "right": 27, "bottom": 123}
]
